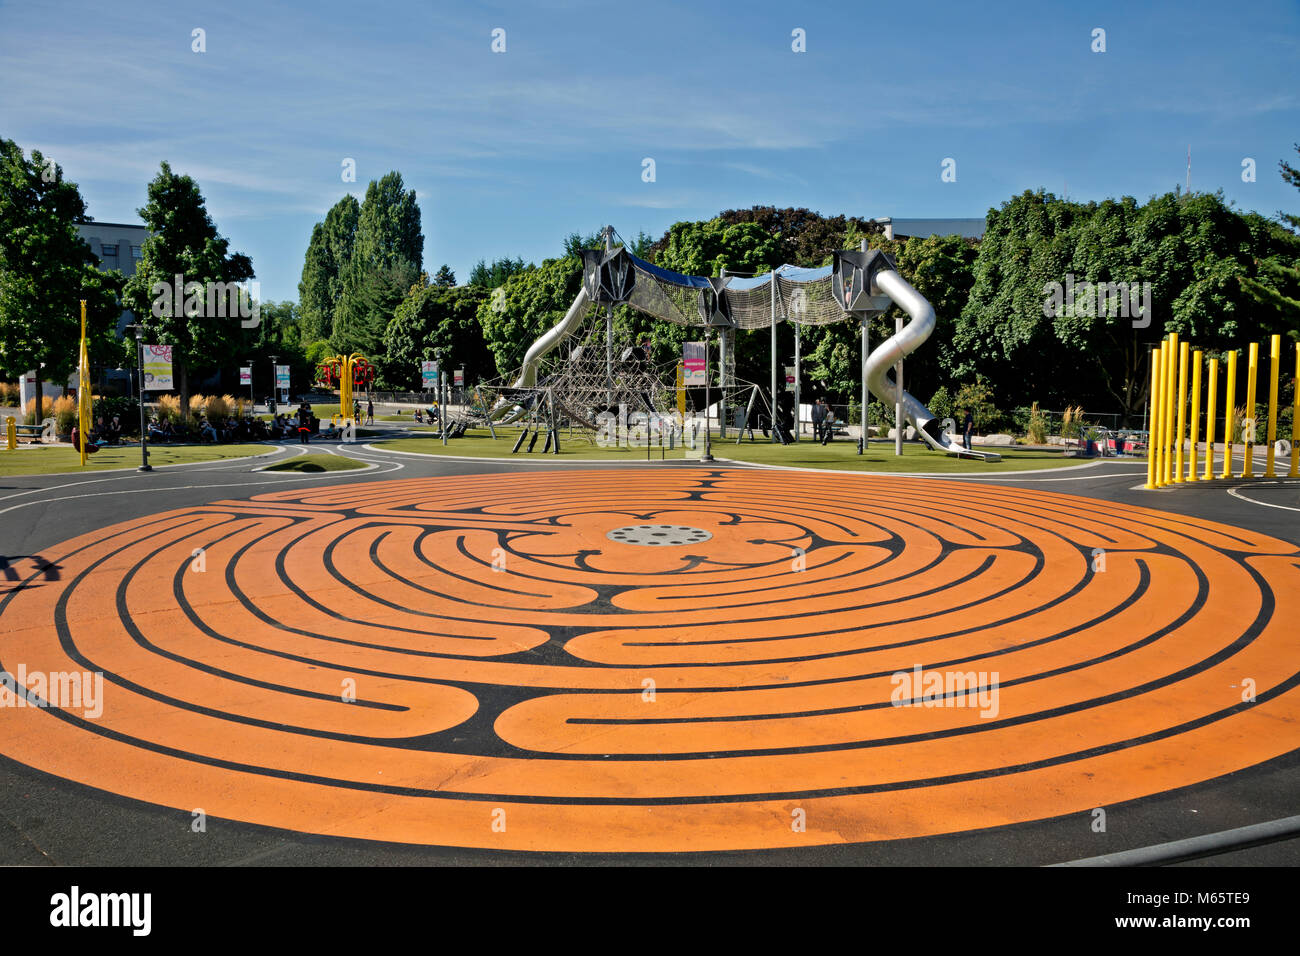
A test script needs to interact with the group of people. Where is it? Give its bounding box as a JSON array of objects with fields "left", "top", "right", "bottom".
[
  {"left": 807, "top": 400, "right": 977, "bottom": 449},
  {"left": 147, "top": 414, "right": 271, "bottom": 444}
]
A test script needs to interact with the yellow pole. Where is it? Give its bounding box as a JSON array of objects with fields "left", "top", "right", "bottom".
[
  {"left": 1265, "top": 334, "right": 1280, "bottom": 477},
  {"left": 1243, "top": 342, "right": 1259, "bottom": 478},
  {"left": 1187, "top": 349, "right": 1202, "bottom": 481},
  {"left": 1170, "top": 338, "right": 1180, "bottom": 486},
  {"left": 1291, "top": 342, "right": 1300, "bottom": 478},
  {"left": 5, "top": 416, "right": 14, "bottom": 451},
  {"left": 1203, "top": 357, "right": 1218, "bottom": 480},
  {"left": 1221, "top": 350, "right": 1237, "bottom": 478},
  {"left": 1174, "top": 341, "right": 1189, "bottom": 482},
  {"left": 1157, "top": 338, "right": 1171, "bottom": 486},
  {"left": 1170, "top": 335, "right": 1180, "bottom": 486},
  {"left": 1146, "top": 347, "right": 1162, "bottom": 489}
]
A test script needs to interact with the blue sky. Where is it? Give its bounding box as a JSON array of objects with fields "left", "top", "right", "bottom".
[{"left": 2, "top": 0, "right": 1297, "bottom": 302}]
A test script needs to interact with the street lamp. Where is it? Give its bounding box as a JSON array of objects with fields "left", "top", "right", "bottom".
[
  {"left": 269, "top": 354, "right": 278, "bottom": 414},
  {"left": 124, "top": 324, "right": 151, "bottom": 472}
]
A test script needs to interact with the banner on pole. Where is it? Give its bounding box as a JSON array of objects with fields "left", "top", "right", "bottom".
[
  {"left": 239, "top": 367, "right": 252, "bottom": 385},
  {"left": 683, "top": 342, "right": 706, "bottom": 385},
  {"left": 143, "top": 345, "right": 174, "bottom": 390},
  {"left": 454, "top": 368, "right": 464, "bottom": 387},
  {"left": 275, "top": 365, "right": 290, "bottom": 389},
  {"left": 784, "top": 366, "right": 796, "bottom": 385},
  {"left": 420, "top": 360, "right": 438, "bottom": 388}
]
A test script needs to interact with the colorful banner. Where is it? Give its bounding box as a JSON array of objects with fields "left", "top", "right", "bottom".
[
  {"left": 454, "top": 368, "right": 464, "bottom": 387},
  {"left": 239, "top": 367, "right": 252, "bottom": 385},
  {"left": 421, "top": 360, "right": 438, "bottom": 388},
  {"left": 784, "top": 366, "right": 796, "bottom": 385},
  {"left": 143, "top": 345, "right": 173, "bottom": 391},
  {"left": 275, "top": 365, "right": 290, "bottom": 389},
  {"left": 683, "top": 342, "right": 706, "bottom": 385}
]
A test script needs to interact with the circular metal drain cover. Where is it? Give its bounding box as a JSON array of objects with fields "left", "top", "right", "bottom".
[{"left": 606, "top": 524, "right": 712, "bottom": 547}]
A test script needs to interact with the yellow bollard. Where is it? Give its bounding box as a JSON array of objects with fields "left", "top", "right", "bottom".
[
  {"left": 5, "top": 415, "right": 14, "bottom": 451},
  {"left": 1174, "top": 341, "right": 1189, "bottom": 482},
  {"left": 1265, "top": 334, "right": 1280, "bottom": 477},
  {"left": 1292, "top": 342, "right": 1300, "bottom": 478},
  {"left": 1156, "top": 339, "right": 1170, "bottom": 486},
  {"left": 1243, "top": 342, "right": 1259, "bottom": 478},
  {"left": 1146, "top": 348, "right": 1162, "bottom": 489},
  {"left": 1187, "top": 349, "right": 1202, "bottom": 481},
  {"left": 1221, "top": 350, "right": 1237, "bottom": 478},
  {"left": 1203, "top": 358, "right": 1218, "bottom": 480},
  {"left": 1164, "top": 333, "right": 1179, "bottom": 486}
]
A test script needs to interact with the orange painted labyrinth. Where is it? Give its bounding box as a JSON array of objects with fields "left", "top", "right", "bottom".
[{"left": 1, "top": 469, "right": 1298, "bottom": 852}]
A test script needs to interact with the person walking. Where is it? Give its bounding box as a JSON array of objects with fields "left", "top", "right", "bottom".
[
  {"left": 365, "top": 399, "right": 374, "bottom": 425},
  {"left": 821, "top": 404, "right": 836, "bottom": 446},
  {"left": 962, "top": 408, "right": 974, "bottom": 450},
  {"left": 812, "top": 398, "right": 826, "bottom": 443}
]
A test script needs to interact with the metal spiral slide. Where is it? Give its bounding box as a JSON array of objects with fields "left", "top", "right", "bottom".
[{"left": 870, "top": 268, "right": 1001, "bottom": 462}]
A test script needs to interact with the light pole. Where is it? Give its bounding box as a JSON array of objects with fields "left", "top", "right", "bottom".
[
  {"left": 436, "top": 349, "right": 447, "bottom": 446},
  {"left": 702, "top": 326, "right": 714, "bottom": 463},
  {"left": 125, "top": 325, "right": 151, "bottom": 472},
  {"left": 269, "top": 354, "right": 278, "bottom": 414}
]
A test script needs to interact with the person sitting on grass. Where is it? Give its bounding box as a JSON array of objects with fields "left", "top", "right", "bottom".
[
  {"left": 413, "top": 409, "right": 424, "bottom": 423},
  {"left": 320, "top": 420, "right": 340, "bottom": 440}
]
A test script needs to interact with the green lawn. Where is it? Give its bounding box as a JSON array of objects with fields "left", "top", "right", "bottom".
[
  {"left": 371, "top": 427, "right": 1093, "bottom": 473},
  {"left": 261, "top": 453, "right": 368, "bottom": 473},
  {"left": 0, "top": 443, "right": 270, "bottom": 476}
]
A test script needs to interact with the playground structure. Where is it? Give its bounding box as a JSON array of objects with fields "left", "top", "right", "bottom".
[
  {"left": 1146, "top": 332, "right": 1300, "bottom": 488},
  {"left": 483, "top": 228, "right": 1000, "bottom": 460}
]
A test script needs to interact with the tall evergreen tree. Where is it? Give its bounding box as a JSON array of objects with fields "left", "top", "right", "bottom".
[
  {"left": 298, "top": 195, "right": 359, "bottom": 343},
  {"left": 0, "top": 139, "right": 123, "bottom": 420},
  {"left": 121, "top": 162, "right": 254, "bottom": 418}
]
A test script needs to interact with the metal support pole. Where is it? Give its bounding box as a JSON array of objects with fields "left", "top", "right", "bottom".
[
  {"left": 770, "top": 266, "right": 777, "bottom": 442},
  {"left": 859, "top": 315, "right": 868, "bottom": 454},
  {"left": 793, "top": 321, "right": 801, "bottom": 442},
  {"left": 131, "top": 326, "right": 151, "bottom": 471},
  {"left": 1265, "top": 334, "right": 1280, "bottom": 477},
  {"left": 702, "top": 326, "right": 714, "bottom": 462},
  {"left": 1203, "top": 357, "right": 1218, "bottom": 480},
  {"left": 894, "top": 311, "right": 903, "bottom": 457}
]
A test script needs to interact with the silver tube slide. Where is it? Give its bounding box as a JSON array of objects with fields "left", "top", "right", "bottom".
[
  {"left": 869, "top": 269, "right": 1001, "bottom": 461},
  {"left": 491, "top": 287, "right": 591, "bottom": 422}
]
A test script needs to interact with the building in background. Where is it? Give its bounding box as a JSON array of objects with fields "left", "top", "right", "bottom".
[{"left": 872, "top": 217, "right": 985, "bottom": 241}]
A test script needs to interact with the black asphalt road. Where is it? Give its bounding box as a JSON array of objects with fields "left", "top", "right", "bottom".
[{"left": 1, "top": 438, "right": 1296, "bottom": 866}]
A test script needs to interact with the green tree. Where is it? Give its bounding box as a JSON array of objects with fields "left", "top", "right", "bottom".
[
  {"left": 0, "top": 140, "right": 124, "bottom": 419},
  {"left": 332, "top": 172, "right": 423, "bottom": 360},
  {"left": 1239, "top": 142, "right": 1300, "bottom": 329},
  {"left": 121, "top": 161, "right": 254, "bottom": 418},
  {"left": 383, "top": 278, "right": 491, "bottom": 388},
  {"left": 433, "top": 264, "right": 456, "bottom": 287},
  {"left": 298, "top": 194, "right": 359, "bottom": 343},
  {"left": 468, "top": 256, "right": 529, "bottom": 289},
  {"left": 653, "top": 218, "right": 778, "bottom": 277},
  {"left": 476, "top": 254, "right": 585, "bottom": 377},
  {"left": 332, "top": 260, "right": 421, "bottom": 369}
]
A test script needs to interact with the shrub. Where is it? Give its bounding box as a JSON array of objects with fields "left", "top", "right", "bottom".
[
  {"left": 53, "top": 395, "right": 77, "bottom": 436},
  {"left": 0, "top": 382, "right": 17, "bottom": 405},
  {"left": 953, "top": 382, "right": 1000, "bottom": 432},
  {"left": 1060, "top": 405, "right": 1087, "bottom": 440},
  {"left": 927, "top": 386, "right": 954, "bottom": 421},
  {"left": 189, "top": 393, "right": 207, "bottom": 417},
  {"left": 24, "top": 395, "right": 54, "bottom": 425},
  {"left": 205, "top": 394, "right": 233, "bottom": 425},
  {"left": 1026, "top": 402, "right": 1048, "bottom": 444},
  {"left": 156, "top": 394, "right": 183, "bottom": 423}
]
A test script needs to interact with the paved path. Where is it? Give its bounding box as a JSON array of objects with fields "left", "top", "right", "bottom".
[{"left": 1, "top": 441, "right": 1296, "bottom": 864}]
